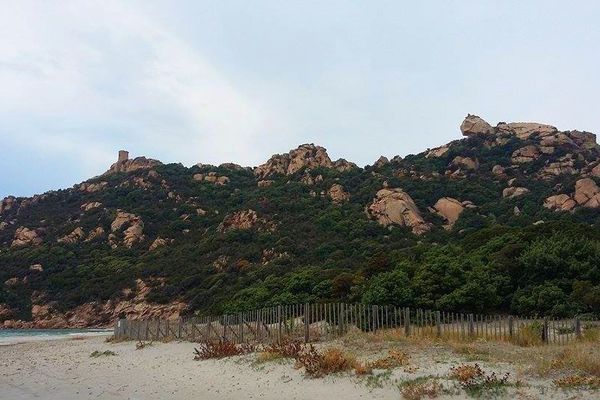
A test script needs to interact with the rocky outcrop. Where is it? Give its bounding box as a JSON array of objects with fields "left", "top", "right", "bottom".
[
  {"left": 426, "top": 145, "right": 450, "bottom": 158},
  {"left": 431, "top": 197, "right": 474, "bottom": 228},
  {"left": 543, "top": 178, "right": 600, "bottom": 212},
  {"left": 257, "top": 180, "right": 274, "bottom": 188},
  {"left": 11, "top": 227, "right": 43, "bottom": 247},
  {"left": 78, "top": 181, "right": 108, "bottom": 193},
  {"left": 327, "top": 184, "right": 350, "bottom": 204},
  {"left": 0, "top": 196, "right": 17, "bottom": 214},
  {"left": 573, "top": 178, "right": 600, "bottom": 208},
  {"left": 85, "top": 227, "right": 105, "bottom": 242},
  {"left": 105, "top": 150, "right": 161, "bottom": 175},
  {"left": 497, "top": 122, "right": 558, "bottom": 140},
  {"left": 502, "top": 187, "right": 530, "bottom": 199},
  {"left": 333, "top": 159, "right": 358, "bottom": 172},
  {"left": 512, "top": 145, "right": 541, "bottom": 163},
  {"left": 544, "top": 194, "right": 577, "bottom": 212},
  {"left": 217, "top": 210, "right": 274, "bottom": 233},
  {"left": 81, "top": 202, "right": 102, "bottom": 212},
  {"left": 193, "top": 172, "right": 230, "bottom": 185},
  {"left": 149, "top": 237, "right": 172, "bottom": 251},
  {"left": 491, "top": 165, "right": 507, "bottom": 178},
  {"left": 2, "top": 279, "right": 186, "bottom": 328},
  {"left": 300, "top": 172, "right": 323, "bottom": 186},
  {"left": 373, "top": 156, "right": 390, "bottom": 168},
  {"left": 111, "top": 211, "right": 144, "bottom": 248},
  {"left": 460, "top": 114, "right": 493, "bottom": 136},
  {"left": 57, "top": 227, "right": 85, "bottom": 244},
  {"left": 539, "top": 155, "right": 577, "bottom": 178},
  {"left": 451, "top": 156, "right": 479, "bottom": 171},
  {"left": 255, "top": 144, "right": 356, "bottom": 178},
  {"left": 29, "top": 264, "right": 43, "bottom": 272},
  {"left": 366, "top": 188, "right": 432, "bottom": 235}
]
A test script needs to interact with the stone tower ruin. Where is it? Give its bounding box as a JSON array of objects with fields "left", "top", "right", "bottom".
[{"left": 118, "top": 150, "right": 129, "bottom": 163}]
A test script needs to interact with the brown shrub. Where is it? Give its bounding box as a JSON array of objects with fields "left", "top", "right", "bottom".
[
  {"left": 369, "top": 349, "right": 410, "bottom": 369},
  {"left": 295, "top": 345, "right": 357, "bottom": 378},
  {"left": 263, "top": 340, "right": 304, "bottom": 358},
  {"left": 553, "top": 375, "right": 600, "bottom": 389},
  {"left": 193, "top": 340, "right": 255, "bottom": 360},
  {"left": 400, "top": 379, "right": 442, "bottom": 400}
]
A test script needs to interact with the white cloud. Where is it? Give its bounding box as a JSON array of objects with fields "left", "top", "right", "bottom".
[{"left": 0, "top": 1, "right": 280, "bottom": 177}]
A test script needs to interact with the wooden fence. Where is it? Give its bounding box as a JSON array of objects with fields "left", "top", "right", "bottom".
[{"left": 114, "top": 303, "right": 599, "bottom": 345}]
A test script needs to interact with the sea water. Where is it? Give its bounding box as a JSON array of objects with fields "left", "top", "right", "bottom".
[{"left": 0, "top": 329, "right": 112, "bottom": 345}]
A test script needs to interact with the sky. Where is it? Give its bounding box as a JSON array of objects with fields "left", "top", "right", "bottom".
[{"left": 1, "top": 1, "right": 599, "bottom": 198}]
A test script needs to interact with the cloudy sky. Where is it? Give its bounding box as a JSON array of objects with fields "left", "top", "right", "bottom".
[{"left": 1, "top": 1, "right": 599, "bottom": 197}]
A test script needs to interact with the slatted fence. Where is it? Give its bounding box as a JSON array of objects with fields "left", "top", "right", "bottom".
[{"left": 113, "top": 303, "right": 599, "bottom": 346}]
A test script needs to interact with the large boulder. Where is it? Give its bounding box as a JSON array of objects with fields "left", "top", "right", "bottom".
[
  {"left": 327, "top": 184, "right": 350, "bottom": 204},
  {"left": 111, "top": 211, "right": 145, "bottom": 248},
  {"left": 57, "top": 228, "right": 85, "bottom": 244},
  {"left": 450, "top": 156, "right": 479, "bottom": 171},
  {"left": 544, "top": 194, "right": 577, "bottom": 212},
  {"left": 366, "top": 188, "right": 432, "bottom": 235},
  {"left": 574, "top": 178, "right": 600, "bottom": 208},
  {"left": 255, "top": 144, "right": 356, "bottom": 178},
  {"left": 497, "top": 122, "right": 557, "bottom": 139},
  {"left": 512, "top": 145, "right": 541, "bottom": 163},
  {"left": 0, "top": 196, "right": 17, "bottom": 214},
  {"left": 193, "top": 172, "right": 230, "bottom": 185},
  {"left": 460, "top": 115, "right": 493, "bottom": 136},
  {"left": 431, "top": 197, "right": 472, "bottom": 228},
  {"left": 11, "top": 227, "right": 43, "bottom": 247},
  {"left": 217, "top": 210, "right": 274, "bottom": 233},
  {"left": 502, "top": 187, "right": 530, "bottom": 199}
]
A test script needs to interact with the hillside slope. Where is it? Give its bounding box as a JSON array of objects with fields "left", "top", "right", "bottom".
[{"left": 1, "top": 115, "right": 600, "bottom": 328}]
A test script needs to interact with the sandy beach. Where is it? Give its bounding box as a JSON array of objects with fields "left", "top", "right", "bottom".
[
  {"left": 1, "top": 333, "right": 598, "bottom": 399},
  {"left": 0, "top": 336, "right": 399, "bottom": 400}
]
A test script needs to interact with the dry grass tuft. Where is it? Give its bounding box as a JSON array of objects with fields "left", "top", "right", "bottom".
[
  {"left": 193, "top": 340, "right": 255, "bottom": 360},
  {"left": 536, "top": 344, "right": 600, "bottom": 378},
  {"left": 400, "top": 378, "right": 442, "bottom": 400},
  {"left": 295, "top": 345, "right": 357, "bottom": 378},
  {"left": 553, "top": 375, "right": 600, "bottom": 389},
  {"left": 450, "top": 363, "right": 510, "bottom": 396},
  {"left": 369, "top": 349, "right": 410, "bottom": 369}
]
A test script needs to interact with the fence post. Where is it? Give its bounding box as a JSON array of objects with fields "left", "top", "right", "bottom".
[
  {"left": 223, "top": 315, "right": 228, "bottom": 341},
  {"left": 508, "top": 316, "right": 514, "bottom": 338},
  {"left": 575, "top": 318, "right": 581, "bottom": 339},
  {"left": 436, "top": 311, "right": 441, "bottom": 338},
  {"left": 404, "top": 307, "right": 410, "bottom": 336},
  {"left": 542, "top": 318, "right": 549, "bottom": 344},
  {"left": 304, "top": 303, "right": 310, "bottom": 343},
  {"left": 372, "top": 305, "right": 377, "bottom": 334},
  {"left": 469, "top": 314, "right": 475, "bottom": 337},
  {"left": 239, "top": 312, "right": 244, "bottom": 343},
  {"left": 277, "top": 305, "right": 283, "bottom": 343}
]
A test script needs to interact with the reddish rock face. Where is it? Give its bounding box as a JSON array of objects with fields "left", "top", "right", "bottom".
[
  {"left": 367, "top": 188, "right": 432, "bottom": 235},
  {"left": 1, "top": 279, "right": 186, "bottom": 329},
  {"left": 327, "top": 184, "right": 350, "bottom": 204},
  {"left": 254, "top": 144, "right": 356, "bottom": 179},
  {"left": 11, "top": 227, "right": 43, "bottom": 247}
]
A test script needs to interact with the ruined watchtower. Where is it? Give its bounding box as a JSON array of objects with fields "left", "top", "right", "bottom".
[{"left": 118, "top": 150, "right": 129, "bottom": 163}]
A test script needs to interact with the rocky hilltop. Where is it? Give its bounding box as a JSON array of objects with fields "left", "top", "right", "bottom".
[{"left": 1, "top": 115, "right": 600, "bottom": 328}]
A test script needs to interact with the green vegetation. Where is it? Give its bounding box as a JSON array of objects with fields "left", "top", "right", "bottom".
[{"left": 1, "top": 134, "right": 600, "bottom": 323}]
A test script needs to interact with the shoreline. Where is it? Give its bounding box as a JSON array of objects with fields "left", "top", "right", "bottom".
[{"left": 0, "top": 328, "right": 113, "bottom": 346}]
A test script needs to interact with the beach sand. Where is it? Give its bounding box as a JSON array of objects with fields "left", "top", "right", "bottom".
[
  {"left": 1, "top": 335, "right": 597, "bottom": 399},
  {"left": 0, "top": 336, "right": 398, "bottom": 400}
]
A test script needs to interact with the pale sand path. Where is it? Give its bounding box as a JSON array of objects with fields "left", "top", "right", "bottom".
[{"left": 0, "top": 337, "right": 398, "bottom": 400}]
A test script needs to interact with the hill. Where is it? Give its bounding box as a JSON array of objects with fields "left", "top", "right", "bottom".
[{"left": 1, "top": 115, "right": 600, "bottom": 328}]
